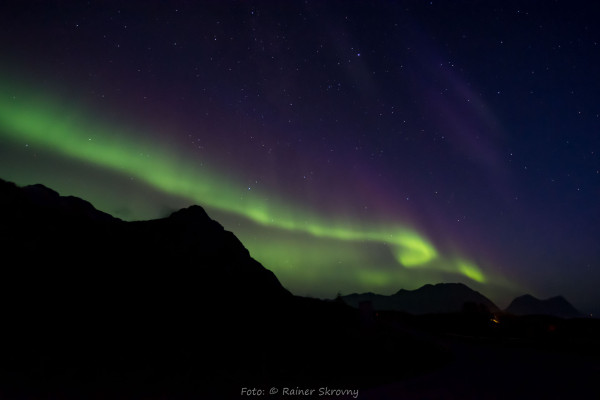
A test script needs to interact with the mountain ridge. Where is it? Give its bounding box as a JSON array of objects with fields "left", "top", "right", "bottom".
[
  {"left": 343, "top": 282, "right": 500, "bottom": 314},
  {"left": 343, "top": 283, "right": 584, "bottom": 319},
  {"left": 506, "top": 293, "right": 582, "bottom": 318}
]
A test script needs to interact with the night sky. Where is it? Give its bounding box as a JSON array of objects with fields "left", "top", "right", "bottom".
[{"left": 1, "top": 1, "right": 598, "bottom": 314}]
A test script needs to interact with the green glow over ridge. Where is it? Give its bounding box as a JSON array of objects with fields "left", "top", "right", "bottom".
[{"left": 0, "top": 81, "right": 488, "bottom": 283}]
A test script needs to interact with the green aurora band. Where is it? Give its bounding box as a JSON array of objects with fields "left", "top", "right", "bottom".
[{"left": 0, "top": 81, "right": 487, "bottom": 284}]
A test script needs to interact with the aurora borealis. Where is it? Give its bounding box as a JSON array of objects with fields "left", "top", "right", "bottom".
[
  {"left": 0, "top": 78, "right": 485, "bottom": 286},
  {"left": 0, "top": 1, "right": 598, "bottom": 313}
]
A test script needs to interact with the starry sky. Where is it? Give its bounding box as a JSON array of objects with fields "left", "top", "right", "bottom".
[{"left": 0, "top": 1, "right": 598, "bottom": 313}]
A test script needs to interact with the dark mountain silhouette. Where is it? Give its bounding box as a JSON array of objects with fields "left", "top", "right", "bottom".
[
  {"left": 505, "top": 294, "right": 582, "bottom": 318},
  {"left": 0, "top": 178, "right": 450, "bottom": 399},
  {"left": 342, "top": 283, "right": 499, "bottom": 314},
  {"left": 21, "top": 183, "right": 117, "bottom": 222}
]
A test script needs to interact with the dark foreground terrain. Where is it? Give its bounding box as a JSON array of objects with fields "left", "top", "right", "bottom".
[
  {"left": 0, "top": 179, "right": 449, "bottom": 399},
  {"left": 361, "top": 311, "right": 600, "bottom": 399},
  {"left": 0, "top": 178, "right": 598, "bottom": 399}
]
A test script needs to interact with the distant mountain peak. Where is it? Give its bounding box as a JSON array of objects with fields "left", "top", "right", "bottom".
[
  {"left": 344, "top": 282, "right": 498, "bottom": 314},
  {"left": 506, "top": 294, "right": 581, "bottom": 318}
]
